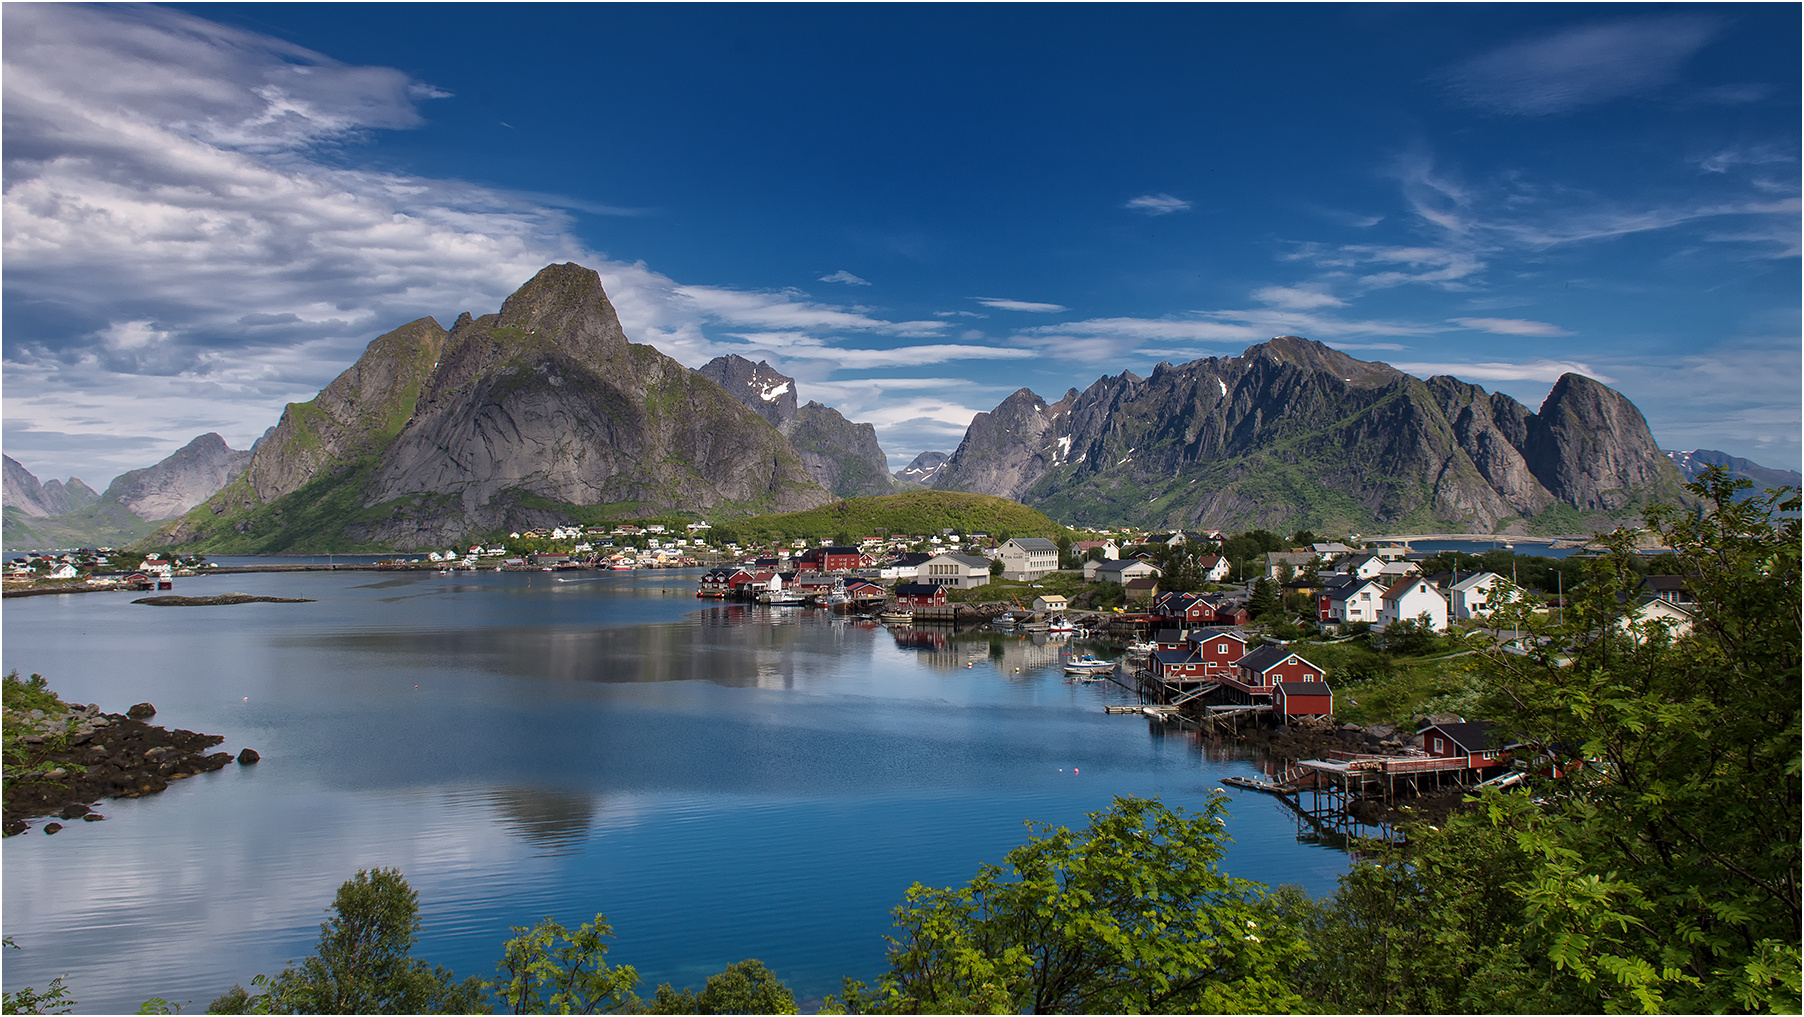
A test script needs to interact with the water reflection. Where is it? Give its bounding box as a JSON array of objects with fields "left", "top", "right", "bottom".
[{"left": 450, "top": 785, "right": 598, "bottom": 856}]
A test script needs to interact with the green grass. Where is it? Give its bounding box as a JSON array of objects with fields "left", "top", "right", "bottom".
[{"left": 719, "top": 491, "right": 1066, "bottom": 545}]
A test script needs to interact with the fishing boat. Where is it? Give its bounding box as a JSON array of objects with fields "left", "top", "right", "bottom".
[
  {"left": 1047, "top": 616, "right": 1076, "bottom": 634},
  {"left": 1063, "top": 654, "right": 1115, "bottom": 676},
  {"left": 760, "top": 588, "right": 805, "bottom": 606}
]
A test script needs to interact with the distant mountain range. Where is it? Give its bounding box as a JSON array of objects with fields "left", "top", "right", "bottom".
[
  {"left": 929, "top": 336, "right": 1699, "bottom": 535},
  {"left": 3, "top": 434, "right": 252, "bottom": 549},
  {"left": 8, "top": 266, "right": 1794, "bottom": 552},
  {"left": 1663, "top": 449, "right": 1800, "bottom": 495}
]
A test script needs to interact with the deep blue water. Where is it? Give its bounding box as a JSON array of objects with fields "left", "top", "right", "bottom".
[{"left": 1, "top": 569, "right": 1349, "bottom": 1012}]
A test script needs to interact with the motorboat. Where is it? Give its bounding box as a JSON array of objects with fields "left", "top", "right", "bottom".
[{"left": 1063, "top": 654, "right": 1115, "bottom": 676}]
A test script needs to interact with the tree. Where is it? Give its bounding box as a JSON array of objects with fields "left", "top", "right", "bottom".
[
  {"left": 842, "top": 795, "right": 1307, "bottom": 1014},
  {"left": 646, "top": 960, "right": 796, "bottom": 1015},
  {"left": 493, "top": 913, "right": 639, "bottom": 1015},
  {"left": 1301, "top": 468, "right": 1801, "bottom": 1013},
  {"left": 1374, "top": 615, "right": 1436, "bottom": 656},
  {"left": 208, "top": 869, "right": 485, "bottom": 1014},
  {"left": 1247, "top": 577, "right": 1279, "bottom": 618}
]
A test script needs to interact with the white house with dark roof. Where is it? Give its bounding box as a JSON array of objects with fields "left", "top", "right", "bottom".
[
  {"left": 1087, "top": 558, "right": 1163, "bottom": 585},
  {"left": 996, "top": 537, "right": 1060, "bottom": 581},
  {"left": 1319, "top": 577, "right": 1386, "bottom": 625}
]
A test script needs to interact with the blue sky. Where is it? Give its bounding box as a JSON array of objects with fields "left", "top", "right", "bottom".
[{"left": 4, "top": 3, "right": 1798, "bottom": 489}]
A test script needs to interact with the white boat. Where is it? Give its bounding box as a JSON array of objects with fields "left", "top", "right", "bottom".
[
  {"left": 1047, "top": 617, "right": 1076, "bottom": 634},
  {"left": 1126, "top": 640, "right": 1156, "bottom": 656},
  {"left": 1064, "top": 654, "right": 1115, "bottom": 675},
  {"left": 760, "top": 589, "right": 805, "bottom": 605}
]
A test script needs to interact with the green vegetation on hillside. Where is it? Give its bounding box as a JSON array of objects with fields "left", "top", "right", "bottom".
[{"left": 709, "top": 490, "right": 1067, "bottom": 546}]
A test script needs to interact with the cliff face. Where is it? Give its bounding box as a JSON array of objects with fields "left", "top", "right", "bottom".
[
  {"left": 934, "top": 336, "right": 1693, "bottom": 533},
  {"left": 101, "top": 433, "right": 251, "bottom": 520},
  {"left": 161, "top": 264, "right": 832, "bottom": 550},
  {"left": 697, "top": 354, "right": 896, "bottom": 499}
]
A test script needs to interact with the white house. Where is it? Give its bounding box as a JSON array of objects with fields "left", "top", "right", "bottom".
[
  {"left": 1320, "top": 577, "right": 1387, "bottom": 625},
  {"left": 1088, "top": 558, "right": 1163, "bottom": 585},
  {"left": 1446, "top": 572, "right": 1509, "bottom": 620},
  {"left": 1376, "top": 576, "right": 1448, "bottom": 632},
  {"left": 1198, "top": 555, "right": 1232, "bottom": 582},
  {"left": 920, "top": 553, "right": 993, "bottom": 589},
  {"left": 1031, "top": 594, "right": 1068, "bottom": 614},
  {"left": 996, "top": 537, "right": 1060, "bottom": 581}
]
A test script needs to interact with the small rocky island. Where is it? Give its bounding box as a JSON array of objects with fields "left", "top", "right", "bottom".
[{"left": 3, "top": 679, "right": 257, "bottom": 836}]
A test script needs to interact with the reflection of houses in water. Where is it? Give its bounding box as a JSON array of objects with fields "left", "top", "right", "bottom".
[{"left": 884, "top": 627, "right": 1075, "bottom": 674}]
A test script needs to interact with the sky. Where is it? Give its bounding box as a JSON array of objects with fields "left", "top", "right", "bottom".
[{"left": 4, "top": 2, "right": 1799, "bottom": 489}]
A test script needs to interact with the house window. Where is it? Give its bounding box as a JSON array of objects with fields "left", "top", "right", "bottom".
[{"left": 1433, "top": 737, "right": 1444, "bottom": 754}]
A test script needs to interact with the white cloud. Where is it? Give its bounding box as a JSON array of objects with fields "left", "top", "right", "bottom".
[
  {"left": 1390, "top": 359, "right": 1614, "bottom": 384},
  {"left": 1449, "top": 317, "right": 1571, "bottom": 337},
  {"left": 974, "top": 298, "right": 1068, "bottom": 313},
  {"left": 819, "top": 270, "right": 870, "bottom": 286},
  {"left": 1440, "top": 15, "right": 1722, "bottom": 116},
  {"left": 0, "top": 5, "right": 988, "bottom": 481},
  {"left": 1252, "top": 286, "right": 1345, "bottom": 310},
  {"left": 1124, "top": 193, "right": 1191, "bottom": 215}
]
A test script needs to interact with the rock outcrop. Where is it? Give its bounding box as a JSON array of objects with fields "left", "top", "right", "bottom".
[{"left": 934, "top": 336, "right": 1693, "bottom": 533}]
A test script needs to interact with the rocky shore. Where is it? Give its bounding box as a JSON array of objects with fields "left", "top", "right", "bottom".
[{"left": 3, "top": 701, "right": 257, "bottom": 836}]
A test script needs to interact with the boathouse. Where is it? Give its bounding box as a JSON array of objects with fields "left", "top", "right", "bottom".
[
  {"left": 1417, "top": 721, "right": 1510, "bottom": 771},
  {"left": 1273, "top": 681, "right": 1333, "bottom": 719},
  {"left": 1226, "top": 644, "right": 1325, "bottom": 695},
  {"left": 893, "top": 583, "right": 946, "bottom": 609}
]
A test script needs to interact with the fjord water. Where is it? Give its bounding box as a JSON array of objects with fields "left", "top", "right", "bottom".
[{"left": 1, "top": 569, "right": 1348, "bottom": 1011}]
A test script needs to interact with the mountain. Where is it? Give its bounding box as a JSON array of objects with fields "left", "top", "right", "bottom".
[
  {"left": 894, "top": 451, "right": 950, "bottom": 487},
  {"left": 4, "top": 437, "right": 258, "bottom": 550},
  {"left": 101, "top": 433, "right": 252, "bottom": 520},
  {"left": 1664, "top": 449, "right": 1801, "bottom": 495},
  {"left": 933, "top": 336, "right": 1693, "bottom": 534},
  {"left": 157, "top": 264, "right": 833, "bottom": 552},
  {"left": 697, "top": 354, "right": 896, "bottom": 499}
]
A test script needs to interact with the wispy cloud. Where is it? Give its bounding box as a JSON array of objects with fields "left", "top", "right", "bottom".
[
  {"left": 1390, "top": 359, "right": 1613, "bottom": 384},
  {"left": 819, "top": 270, "right": 870, "bottom": 286},
  {"left": 1439, "top": 15, "right": 1722, "bottom": 116},
  {"left": 1124, "top": 193, "right": 1191, "bottom": 215},
  {"left": 1252, "top": 285, "right": 1345, "bottom": 310},
  {"left": 974, "top": 297, "right": 1068, "bottom": 313},
  {"left": 1449, "top": 317, "right": 1571, "bottom": 337}
]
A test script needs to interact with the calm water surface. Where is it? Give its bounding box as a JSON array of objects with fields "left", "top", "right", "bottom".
[{"left": 2, "top": 569, "right": 1348, "bottom": 1012}]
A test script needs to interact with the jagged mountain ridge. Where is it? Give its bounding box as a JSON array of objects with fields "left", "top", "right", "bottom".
[
  {"left": 3, "top": 456, "right": 97, "bottom": 518},
  {"left": 697, "top": 354, "right": 896, "bottom": 499},
  {"left": 1664, "top": 449, "right": 1800, "bottom": 493},
  {"left": 158, "top": 264, "right": 833, "bottom": 551},
  {"left": 933, "top": 336, "right": 1692, "bottom": 533}
]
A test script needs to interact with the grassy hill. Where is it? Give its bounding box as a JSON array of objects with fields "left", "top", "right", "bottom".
[{"left": 712, "top": 491, "right": 1068, "bottom": 546}]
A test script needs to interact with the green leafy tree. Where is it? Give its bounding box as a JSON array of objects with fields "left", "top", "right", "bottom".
[
  {"left": 839, "top": 795, "right": 1307, "bottom": 1014},
  {"left": 2, "top": 938, "right": 74, "bottom": 1016},
  {"left": 646, "top": 960, "right": 796, "bottom": 1014},
  {"left": 208, "top": 868, "right": 485, "bottom": 1014},
  {"left": 493, "top": 913, "right": 639, "bottom": 1015},
  {"left": 1303, "top": 468, "right": 1801, "bottom": 1012}
]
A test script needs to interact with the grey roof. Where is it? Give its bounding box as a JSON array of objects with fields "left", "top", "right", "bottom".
[
  {"left": 1417, "top": 720, "right": 1502, "bottom": 752},
  {"left": 1096, "top": 558, "right": 1157, "bottom": 574},
  {"left": 1275, "top": 681, "right": 1331, "bottom": 694},
  {"left": 1152, "top": 649, "right": 1198, "bottom": 665},
  {"left": 1008, "top": 537, "right": 1059, "bottom": 551}
]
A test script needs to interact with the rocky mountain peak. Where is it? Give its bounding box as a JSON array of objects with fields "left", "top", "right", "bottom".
[
  {"left": 1243, "top": 335, "right": 1400, "bottom": 387},
  {"left": 698, "top": 354, "right": 799, "bottom": 429},
  {"left": 494, "top": 263, "right": 630, "bottom": 363},
  {"left": 102, "top": 433, "right": 252, "bottom": 520}
]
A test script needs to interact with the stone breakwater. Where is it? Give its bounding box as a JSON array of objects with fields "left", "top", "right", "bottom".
[{"left": 3, "top": 701, "right": 256, "bottom": 836}]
